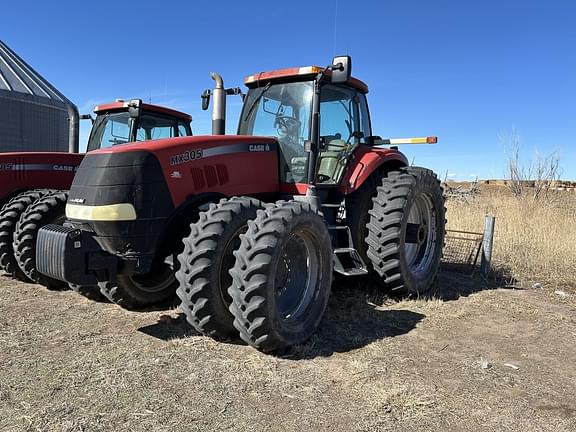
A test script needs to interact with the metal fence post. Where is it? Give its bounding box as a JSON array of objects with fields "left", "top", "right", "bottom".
[{"left": 480, "top": 215, "right": 496, "bottom": 278}]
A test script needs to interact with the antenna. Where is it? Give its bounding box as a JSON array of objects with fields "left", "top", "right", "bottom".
[{"left": 332, "top": 0, "right": 338, "bottom": 56}]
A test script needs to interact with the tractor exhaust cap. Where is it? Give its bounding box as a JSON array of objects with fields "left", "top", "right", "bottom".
[{"left": 210, "top": 72, "right": 226, "bottom": 135}]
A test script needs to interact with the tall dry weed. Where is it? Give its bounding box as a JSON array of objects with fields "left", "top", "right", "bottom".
[{"left": 445, "top": 187, "right": 576, "bottom": 289}]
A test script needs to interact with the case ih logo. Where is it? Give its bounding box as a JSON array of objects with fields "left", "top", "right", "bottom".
[
  {"left": 249, "top": 144, "right": 271, "bottom": 152},
  {"left": 52, "top": 165, "right": 78, "bottom": 172},
  {"left": 0, "top": 163, "right": 78, "bottom": 171},
  {"left": 170, "top": 149, "right": 203, "bottom": 166}
]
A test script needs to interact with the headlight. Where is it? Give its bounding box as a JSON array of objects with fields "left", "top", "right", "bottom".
[{"left": 66, "top": 203, "right": 137, "bottom": 221}]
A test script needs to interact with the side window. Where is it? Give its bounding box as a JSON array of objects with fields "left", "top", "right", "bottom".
[
  {"left": 320, "top": 85, "right": 356, "bottom": 145},
  {"left": 136, "top": 115, "right": 177, "bottom": 141},
  {"left": 178, "top": 122, "right": 191, "bottom": 137}
]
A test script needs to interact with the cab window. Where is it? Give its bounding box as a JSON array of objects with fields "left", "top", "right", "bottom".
[
  {"left": 88, "top": 112, "right": 131, "bottom": 151},
  {"left": 238, "top": 81, "right": 313, "bottom": 183},
  {"left": 178, "top": 122, "right": 190, "bottom": 137},
  {"left": 137, "top": 115, "right": 175, "bottom": 141}
]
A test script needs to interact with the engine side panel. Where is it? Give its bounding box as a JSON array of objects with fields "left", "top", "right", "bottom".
[{"left": 0, "top": 152, "right": 85, "bottom": 202}]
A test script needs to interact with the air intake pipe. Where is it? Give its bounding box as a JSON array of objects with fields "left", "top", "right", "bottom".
[{"left": 211, "top": 72, "right": 226, "bottom": 135}]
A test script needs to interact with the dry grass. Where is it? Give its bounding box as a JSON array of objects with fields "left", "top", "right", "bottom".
[
  {"left": 445, "top": 186, "right": 576, "bottom": 290},
  {"left": 1, "top": 275, "right": 575, "bottom": 431}
]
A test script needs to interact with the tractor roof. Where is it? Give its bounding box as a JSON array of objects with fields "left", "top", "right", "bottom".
[
  {"left": 244, "top": 66, "right": 369, "bottom": 93},
  {"left": 94, "top": 101, "right": 192, "bottom": 122}
]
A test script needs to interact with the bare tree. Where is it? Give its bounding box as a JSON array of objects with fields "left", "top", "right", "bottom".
[{"left": 500, "top": 127, "right": 562, "bottom": 201}]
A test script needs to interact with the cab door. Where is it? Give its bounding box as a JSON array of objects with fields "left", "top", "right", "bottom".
[{"left": 317, "top": 85, "right": 371, "bottom": 185}]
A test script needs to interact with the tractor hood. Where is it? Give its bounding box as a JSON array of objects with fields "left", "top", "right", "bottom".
[
  {"left": 64, "top": 135, "right": 280, "bottom": 268},
  {"left": 83, "top": 135, "right": 280, "bottom": 206}
]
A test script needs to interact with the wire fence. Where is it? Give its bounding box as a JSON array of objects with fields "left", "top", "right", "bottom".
[{"left": 441, "top": 229, "right": 484, "bottom": 274}]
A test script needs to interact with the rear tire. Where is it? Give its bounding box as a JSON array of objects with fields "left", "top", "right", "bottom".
[
  {"left": 12, "top": 191, "right": 68, "bottom": 288},
  {"left": 0, "top": 189, "right": 55, "bottom": 279},
  {"left": 98, "top": 258, "right": 178, "bottom": 309},
  {"left": 228, "top": 201, "right": 333, "bottom": 352},
  {"left": 176, "top": 197, "right": 265, "bottom": 339},
  {"left": 365, "top": 167, "right": 445, "bottom": 296}
]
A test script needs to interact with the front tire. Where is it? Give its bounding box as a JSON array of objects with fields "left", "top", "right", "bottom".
[
  {"left": 228, "top": 201, "right": 333, "bottom": 352},
  {"left": 176, "top": 197, "right": 265, "bottom": 339},
  {"left": 366, "top": 167, "right": 445, "bottom": 295}
]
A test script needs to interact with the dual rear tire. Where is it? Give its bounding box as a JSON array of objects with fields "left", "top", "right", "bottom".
[
  {"left": 0, "top": 189, "right": 56, "bottom": 280},
  {"left": 13, "top": 191, "right": 69, "bottom": 289}
]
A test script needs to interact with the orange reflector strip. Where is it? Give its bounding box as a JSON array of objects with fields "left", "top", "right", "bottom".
[
  {"left": 244, "top": 66, "right": 323, "bottom": 85},
  {"left": 374, "top": 137, "right": 439, "bottom": 146}
]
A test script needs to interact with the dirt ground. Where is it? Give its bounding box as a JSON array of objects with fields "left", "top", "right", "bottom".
[{"left": 0, "top": 272, "right": 575, "bottom": 432}]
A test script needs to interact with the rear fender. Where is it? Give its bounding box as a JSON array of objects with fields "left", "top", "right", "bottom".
[{"left": 339, "top": 146, "right": 408, "bottom": 194}]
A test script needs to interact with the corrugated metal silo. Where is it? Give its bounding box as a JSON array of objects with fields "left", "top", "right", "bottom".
[{"left": 0, "top": 40, "right": 78, "bottom": 153}]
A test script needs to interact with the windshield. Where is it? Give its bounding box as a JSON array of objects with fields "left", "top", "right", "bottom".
[
  {"left": 87, "top": 111, "right": 192, "bottom": 152},
  {"left": 238, "top": 81, "right": 313, "bottom": 183}
]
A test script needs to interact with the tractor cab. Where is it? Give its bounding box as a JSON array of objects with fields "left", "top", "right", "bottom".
[
  {"left": 87, "top": 99, "right": 193, "bottom": 152},
  {"left": 237, "top": 59, "right": 371, "bottom": 186}
]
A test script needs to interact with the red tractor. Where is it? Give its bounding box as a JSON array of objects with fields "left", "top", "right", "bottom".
[
  {"left": 37, "top": 57, "right": 445, "bottom": 352},
  {"left": 0, "top": 100, "right": 192, "bottom": 290}
]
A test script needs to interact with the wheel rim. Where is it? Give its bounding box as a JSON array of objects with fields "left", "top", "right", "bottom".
[
  {"left": 274, "top": 229, "right": 321, "bottom": 321},
  {"left": 404, "top": 193, "right": 438, "bottom": 277},
  {"left": 129, "top": 257, "right": 175, "bottom": 293}
]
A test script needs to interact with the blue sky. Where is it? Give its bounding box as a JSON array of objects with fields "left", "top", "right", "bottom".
[{"left": 3, "top": 0, "right": 575, "bottom": 180}]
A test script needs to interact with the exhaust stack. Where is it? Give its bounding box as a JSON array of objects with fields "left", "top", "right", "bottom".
[
  {"left": 211, "top": 72, "right": 226, "bottom": 135},
  {"left": 67, "top": 104, "right": 80, "bottom": 153}
]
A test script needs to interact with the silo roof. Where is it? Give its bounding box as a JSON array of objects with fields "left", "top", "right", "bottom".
[{"left": 0, "top": 40, "right": 72, "bottom": 105}]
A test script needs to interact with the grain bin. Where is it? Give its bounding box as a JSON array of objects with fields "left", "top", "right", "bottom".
[{"left": 0, "top": 40, "right": 78, "bottom": 153}]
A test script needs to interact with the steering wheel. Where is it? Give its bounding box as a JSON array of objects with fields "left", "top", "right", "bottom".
[{"left": 275, "top": 116, "right": 300, "bottom": 133}]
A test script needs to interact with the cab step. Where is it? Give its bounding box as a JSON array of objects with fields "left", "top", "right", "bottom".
[{"left": 328, "top": 225, "right": 369, "bottom": 276}]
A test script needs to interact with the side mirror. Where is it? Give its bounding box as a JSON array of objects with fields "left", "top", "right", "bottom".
[
  {"left": 79, "top": 114, "right": 94, "bottom": 124},
  {"left": 127, "top": 99, "right": 142, "bottom": 118},
  {"left": 331, "top": 55, "right": 352, "bottom": 84},
  {"left": 201, "top": 89, "right": 211, "bottom": 111}
]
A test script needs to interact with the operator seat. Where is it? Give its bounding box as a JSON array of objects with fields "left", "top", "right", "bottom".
[{"left": 317, "top": 135, "right": 350, "bottom": 183}]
